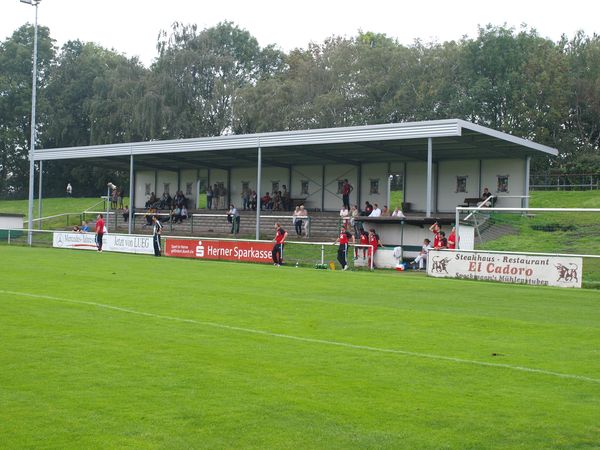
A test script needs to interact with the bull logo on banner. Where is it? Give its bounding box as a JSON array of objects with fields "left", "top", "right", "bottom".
[
  {"left": 555, "top": 263, "right": 579, "bottom": 283},
  {"left": 431, "top": 256, "right": 451, "bottom": 274}
]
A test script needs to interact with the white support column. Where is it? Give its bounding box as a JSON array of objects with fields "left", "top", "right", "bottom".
[
  {"left": 255, "top": 144, "right": 262, "bottom": 240},
  {"left": 426, "top": 137, "right": 433, "bottom": 218},
  {"left": 524, "top": 156, "right": 531, "bottom": 209},
  {"left": 128, "top": 154, "right": 134, "bottom": 234},
  {"left": 37, "top": 160, "right": 43, "bottom": 230}
]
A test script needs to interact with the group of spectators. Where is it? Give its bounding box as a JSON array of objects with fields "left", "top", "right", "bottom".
[
  {"left": 206, "top": 184, "right": 228, "bottom": 210},
  {"left": 261, "top": 185, "right": 291, "bottom": 211},
  {"left": 146, "top": 190, "right": 188, "bottom": 210},
  {"left": 410, "top": 221, "right": 457, "bottom": 270}
]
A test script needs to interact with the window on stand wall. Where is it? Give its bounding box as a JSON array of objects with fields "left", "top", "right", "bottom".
[
  {"left": 337, "top": 180, "right": 344, "bottom": 194},
  {"left": 272, "top": 181, "right": 279, "bottom": 193},
  {"left": 497, "top": 175, "right": 509, "bottom": 193},
  {"left": 186, "top": 182, "right": 193, "bottom": 196},
  {"left": 145, "top": 183, "right": 151, "bottom": 196},
  {"left": 456, "top": 176, "right": 468, "bottom": 193},
  {"left": 301, "top": 180, "right": 309, "bottom": 195},
  {"left": 370, "top": 179, "right": 379, "bottom": 195},
  {"left": 163, "top": 183, "right": 170, "bottom": 194}
]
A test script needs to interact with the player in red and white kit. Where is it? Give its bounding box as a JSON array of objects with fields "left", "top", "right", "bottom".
[
  {"left": 355, "top": 228, "right": 369, "bottom": 260},
  {"left": 95, "top": 213, "right": 105, "bottom": 252},
  {"left": 368, "top": 228, "right": 383, "bottom": 269},
  {"left": 334, "top": 224, "right": 355, "bottom": 270},
  {"left": 272, "top": 222, "right": 288, "bottom": 266}
]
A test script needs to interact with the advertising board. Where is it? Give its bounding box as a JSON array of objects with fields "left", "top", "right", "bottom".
[
  {"left": 427, "top": 250, "right": 583, "bottom": 288},
  {"left": 53, "top": 232, "right": 154, "bottom": 255},
  {"left": 165, "top": 239, "right": 273, "bottom": 264}
]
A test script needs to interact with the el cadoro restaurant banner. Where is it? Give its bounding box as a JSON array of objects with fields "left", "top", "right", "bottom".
[
  {"left": 53, "top": 232, "right": 154, "bottom": 255},
  {"left": 165, "top": 239, "right": 273, "bottom": 264},
  {"left": 427, "top": 250, "right": 583, "bottom": 288}
]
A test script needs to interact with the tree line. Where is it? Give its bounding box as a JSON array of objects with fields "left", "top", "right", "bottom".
[{"left": 1, "top": 21, "right": 599, "bottom": 199}]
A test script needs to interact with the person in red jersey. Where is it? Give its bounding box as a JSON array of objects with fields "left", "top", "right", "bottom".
[
  {"left": 356, "top": 228, "right": 369, "bottom": 260},
  {"left": 429, "top": 221, "right": 441, "bottom": 249},
  {"left": 368, "top": 228, "right": 383, "bottom": 269},
  {"left": 95, "top": 213, "right": 105, "bottom": 252},
  {"left": 435, "top": 231, "right": 448, "bottom": 250},
  {"left": 447, "top": 226, "right": 457, "bottom": 250},
  {"left": 272, "top": 222, "right": 288, "bottom": 266},
  {"left": 334, "top": 224, "right": 355, "bottom": 270}
]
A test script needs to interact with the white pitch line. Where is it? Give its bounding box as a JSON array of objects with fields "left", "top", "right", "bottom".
[{"left": 2, "top": 289, "right": 599, "bottom": 385}]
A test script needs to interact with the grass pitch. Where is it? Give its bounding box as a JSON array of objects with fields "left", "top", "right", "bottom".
[{"left": 1, "top": 247, "right": 599, "bottom": 449}]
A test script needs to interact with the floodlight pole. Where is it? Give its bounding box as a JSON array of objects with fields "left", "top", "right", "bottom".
[{"left": 23, "top": 0, "right": 41, "bottom": 245}]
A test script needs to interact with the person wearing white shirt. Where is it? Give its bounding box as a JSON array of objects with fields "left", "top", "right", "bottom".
[
  {"left": 339, "top": 206, "right": 349, "bottom": 226},
  {"left": 369, "top": 204, "right": 381, "bottom": 217},
  {"left": 411, "top": 238, "right": 432, "bottom": 270},
  {"left": 391, "top": 207, "right": 406, "bottom": 218}
]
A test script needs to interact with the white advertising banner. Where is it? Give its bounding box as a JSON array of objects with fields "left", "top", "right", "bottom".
[
  {"left": 53, "top": 232, "right": 154, "bottom": 255},
  {"left": 427, "top": 250, "right": 583, "bottom": 288}
]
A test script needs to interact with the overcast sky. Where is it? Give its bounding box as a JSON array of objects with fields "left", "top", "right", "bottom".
[{"left": 2, "top": 0, "right": 598, "bottom": 66}]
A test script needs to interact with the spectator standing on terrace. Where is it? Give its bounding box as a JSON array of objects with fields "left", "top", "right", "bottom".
[
  {"left": 241, "top": 187, "right": 250, "bottom": 211},
  {"left": 219, "top": 186, "right": 227, "bottom": 211},
  {"left": 66, "top": 183, "right": 72, "bottom": 197},
  {"left": 334, "top": 224, "right": 355, "bottom": 271},
  {"left": 118, "top": 188, "right": 125, "bottom": 209},
  {"left": 340, "top": 205, "right": 350, "bottom": 226},
  {"left": 282, "top": 185, "right": 290, "bottom": 211},
  {"left": 152, "top": 215, "right": 163, "bottom": 257},
  {"left": 350, "top": 205, "right": 361, "bottom": 237},
  {"left": 381, "top": 206, "right": 390, "bottom": 216},
  {"left": 227, "top": 204, "right": 240, "bottom": 234},
  {"left": 341, "top": 179, "right": 353, "bottom": 210},
  {"left": 272, "top": 222, "right": 288, "bottom": 266},
  {"left": 95, "top": 214, "right": 105, "bottom": 252},
  {"left": 212, "top": 184, "right": 219, "bottom": 209},
  {"left": 293, "top": 206, "right": 303, "bottom": 236},
  {"left": 299, "top": 205, "right": 308, "bottom": 236},
  {"left": 122, "top": 206, "right": 129, "bottom": 223},
  {"left": 250, "top": 190, "right": 257, "bottom": 210},
  {"left": 364, "top": 201, "right": 373, "bottom": 216},
  {"left": 206, "top": 185, "right": 213, "bottom": 210}
]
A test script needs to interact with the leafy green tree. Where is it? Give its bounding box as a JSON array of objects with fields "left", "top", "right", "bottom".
[
  {"left": 0, "top": 24, "right": 54, "bottom": 198},
  {"left": 143, "top": 21, "right": 284, "bottom": 139}
]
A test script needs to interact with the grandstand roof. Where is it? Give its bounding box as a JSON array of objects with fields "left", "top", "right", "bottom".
[{"left": 34, "top": 119, "right": 558, "bottom": 170}]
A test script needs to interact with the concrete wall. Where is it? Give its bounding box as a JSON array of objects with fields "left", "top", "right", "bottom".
[
  {"left": 133, "top": 157, "right": 527, "bottom": 211},
  {"left": 404, "top": 162, "right": 437, "bottom": 212},
  {"left": 135, "top": 170, "right": 155, "bottom": 209},
  {"left": 437, "top": 160, "right": 480, "bottom": 213},
  {"left": 291, "top": 165, "right": 323, "bottom": 210},
  {"left": 156, "top": 170, "right": 178, "bottom": 198},
  {"left": 481, "top": 158, "right": 526, "bottom": 208},
  {"left": 359, "top": 163, "right": 389, "bottom": 211}
]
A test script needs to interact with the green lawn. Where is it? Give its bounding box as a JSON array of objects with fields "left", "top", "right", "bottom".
[
  {"left": 1, "top": 246, "right": 599, "bottom": 449},
  {"left": 475, "top": 191, "right": 600, "bottom": 284}
]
